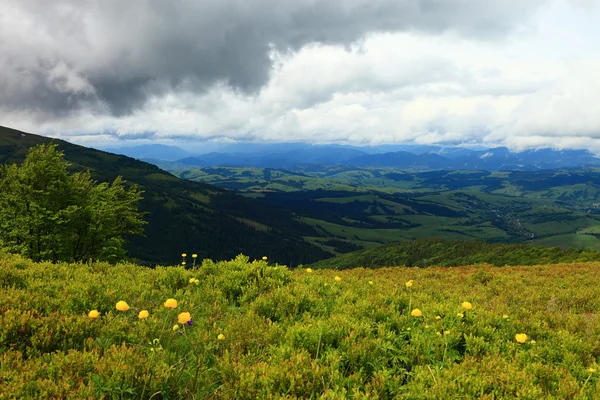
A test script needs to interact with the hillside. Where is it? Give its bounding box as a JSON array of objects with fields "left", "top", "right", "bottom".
[
  {"left": 2, "top": 252, "right": 600, "bottom": 398},
  {"left": 162, "top": 165, "right": 600, "bottom": 253},
  {"left": 308, "top": 238, "right": 600, "bottom": 269},
  {"left": 0, "top": 126, "right": 332, "bottom": 265}
]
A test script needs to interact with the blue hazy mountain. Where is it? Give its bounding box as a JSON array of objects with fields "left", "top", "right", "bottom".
[{"left": 105, "top": 141, "right": 600, "bottom": 171}]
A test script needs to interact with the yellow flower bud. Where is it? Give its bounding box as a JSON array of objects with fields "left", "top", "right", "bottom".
[
  {"left": 115, "top": 301, "right": 129, "bottom": 312},
  {"left": 178, "top": 312, "right": 191, "bottom": 324},
  {"left": 411, "top": 308, "right": 422, "bottom": 317},
  {"left": 164, "top": 298, "right": 178, "bottom": 309}
]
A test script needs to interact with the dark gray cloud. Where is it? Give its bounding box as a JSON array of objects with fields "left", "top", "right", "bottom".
[{"left": 1, "top": 0, "right": 547, "bottom": 117}]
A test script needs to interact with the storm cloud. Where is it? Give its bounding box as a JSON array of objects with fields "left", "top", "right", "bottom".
[{"left": 1, "top": 0, "right": 547, "bottom": 117}]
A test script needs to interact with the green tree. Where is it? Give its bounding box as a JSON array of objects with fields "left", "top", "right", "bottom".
[{"left": 0, "top": 143, "right": 146, "bottom": 262}]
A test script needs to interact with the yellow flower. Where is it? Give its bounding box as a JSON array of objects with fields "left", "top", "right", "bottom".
[
  {"left": 262, "top": 256, "right": 268, "bottom": 261},
  {"left": 217, "top": 333, "right": 225, "bottom": 340},
  {"left": 88, "top": 310, "right": 100, "bottom": 319},
  {"left": 436, "top": 332, "right": 442, "bottom": 336},
  {"left": 368, "top": 281, "right": 374, "bottom": 285},
  {"left": 172, "top": 324, "right": 180, "bottom": 331},
  {"left": 334, "top": 276, "right": 342, "bottom": 282},
  {"left": 502, "top": 314, "right": 509, "bottom": 319},
  {"left": 164, "top": 298, "right": 178, "bottom": 309},
  {"left": 461, "top": 301, "right": 473, "bottom": 310},
  {"left": 425, "top": 324, "right": 430, "bottom": 329},
  {"left": 178, "top": 312, "right": 191, "bottom": 324},
  {"left": 435, "top": 316, "right": 441, "bottom": 320},
  {"left": 306, "top": 268, "right": 313, "bottom": 273},
  {"left": 189, "top": 278, "right": 199, "bottom": 284},
  {"left": 588, "top": 368, "right": 597, "bottom": 373},
  {"left": 182, "top": 261, "right": 186, "bottom": 266},
  {"left": 443, "top": 330, "right": 451, "bottom": 335},
  {"left": 411, "top": 308, "right": 422, "bottom": 317},
  {"left": 192, "top": 254, "right": 198, "bottom": 258},
  {"left": 405, "top": 280, "right": 413, "bottom": 288},
  {"left": 115, "top": 301, "right": 129, "bottom": 312},
  {"left": 515, "top": 333, "right": 528, "bottom": 343},
  {"left": 457, "top": 312, "right": 464, "bottom": 318},
  {"left": 138, "top": 310, "right": 149, "bottom": 319},
  {"left": 181, "top": 253, "right": 187, "bottom": 257},
  {"left": 406, "top": 327, "right": 411, "bottom": 331}
]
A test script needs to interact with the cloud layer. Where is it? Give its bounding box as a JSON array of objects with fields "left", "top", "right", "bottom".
[{"left": 1, "top": 0, "right": 599, "bottom": 151}]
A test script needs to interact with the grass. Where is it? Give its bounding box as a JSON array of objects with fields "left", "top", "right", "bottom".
[
  {"left": 531, "top": 234, "right": 600, "bottom": 250},
  {"left": 3, "top": 251, "right": 600, "bottom": 398}
]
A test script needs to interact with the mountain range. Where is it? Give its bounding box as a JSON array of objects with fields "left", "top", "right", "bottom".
[{"left": 104, "top": 143, "right": 600, "bottom": 171}]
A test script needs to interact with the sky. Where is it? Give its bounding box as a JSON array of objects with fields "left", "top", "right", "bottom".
[{"left": 1, "top": 0, "right": 599, "bottom": 151}]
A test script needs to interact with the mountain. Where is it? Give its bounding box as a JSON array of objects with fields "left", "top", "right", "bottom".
[
  {"left": 0, "top": 126, "right": 333, "bottom": 265},
  {"left": 174, "top": 146, "right": 368, "bottom": 168},
  {"left": 102, "top": 144, "right": 194, "bottom": 161},
  {"left": 347, "top": 151, "right": 454, "bottom": 169},
  {"left": 454, "top": 147, "right": 600, "bottom": 170},
  {"left": 149, "top": 144, "right": 600, "bottom": 171}
]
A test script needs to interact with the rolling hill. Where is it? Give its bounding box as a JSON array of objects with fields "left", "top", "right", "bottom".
[{"left": 0, "top": 126, "right": 332, "bottom": 265}]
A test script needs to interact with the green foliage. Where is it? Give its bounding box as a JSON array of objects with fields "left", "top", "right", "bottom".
[
  {"left": 0, "top": 144, "right": 146, "bottom": 262},
  {"left": 3, "top": 252, "right": 600, "bottom": 397},
  {"left": 309, "top": 238, "right": 600, "bottom": 269}
]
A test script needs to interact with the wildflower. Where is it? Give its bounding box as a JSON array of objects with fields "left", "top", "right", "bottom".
[
  {"left": 189, "top": 278, "right": 199, "bottom": 284},
  {"left": 588, "top": 368, "right": 597, "bottom": 373},
  {"left": 529, "top": 340, "right": 536, "bottom": 344},
  {"left": 88, "top": 310, "right": 100, "bottom": 319},
  {"left": 436, "top": 332, "right": 442, "bottom": 336},
  {"left": 217, "top": 333, "right": 225, "bottom": 340},
  {"left": 461, "top": 301, "right": 473, "bottom": 310},
  {"left": 178, "top": 312, "right": 192, "bottom": 324},
  {"left": 182, "top": 261, "right": 186, "bottom": 266},
  {"left": 334, "top": 276, "right": 342, "bottom": 282},
  {"left": 182, "top": 253, "right": 187, "bottom": 257},
  {"left": 115, "top": 301, "right": 129, "bottom": 311},
  {"left": 138, "top": 310, "right": 149, "bottom": 319},
  {"left": 172, "top": 324, "right": 180, "bottom": 331},
  {"left": 187, "top": 319, "right": 193, "bottom": 326},
  {"left": 164, "top": 298, "right": 178, "bottom": 309},
  {"left": 515, "top": 333, "right": 528, "bottom": 343},
  {"left": 405, "top": 280, "right": 413, "bottom": 288},
  {"left": 192, "top": 254, "right": 198, "bottom": 258},
  {"left": 368, "top": 281, "right": 374, "bottom": 285},
  {"left": 306, "top": 268, "right": 313, "bottom": 273},
  {"left": 406, "top": 327, "right": 411, "bottom": 331},
  {"left": 435, "top": 316, "right": 441, "bottom": 320},
  {"left": 262, "top": 256, "right": 268, "bottom": 261},
  {"left": 443, "top": 330, "right": 451, "bottom": 335},
  {"left": 502, "top": 314, "right": 509, "bottom": 319},
  {"left": 425, "top": 324, "right": 430, "bottom": 329},
  {"left": 457, "top": 312, "right": 464, "bottom": 318},
  {"left": 411, "top": 308, "right": 422, "bottom": 317}
]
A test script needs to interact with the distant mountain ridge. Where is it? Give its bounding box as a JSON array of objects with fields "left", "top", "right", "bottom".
[{"left": 106, "top": 142, "right": 600, "bottom": 171}]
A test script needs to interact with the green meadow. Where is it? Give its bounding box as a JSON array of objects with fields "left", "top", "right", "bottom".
[{"left": 2, "top": 251, "right": 600, "bottom": 398}]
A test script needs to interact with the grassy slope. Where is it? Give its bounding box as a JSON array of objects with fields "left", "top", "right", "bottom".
[
  {"left": 0, "top": 126, "right": 332, "bottom": 265},
  {"left": 308, "top": 238, "right": 600, "bottom": 269},
  {"left": 2, "top": 252, "right": 600, "bottom": 398}
]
